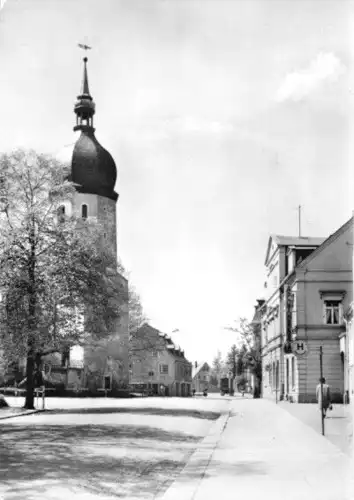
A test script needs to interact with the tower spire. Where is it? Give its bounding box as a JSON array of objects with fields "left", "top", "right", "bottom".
[
  {"left": 81, "top": 57, "right": 90, "bottom": 96},
  {"left": 74, "top": 56, "right": 96, "bottom": 132}
]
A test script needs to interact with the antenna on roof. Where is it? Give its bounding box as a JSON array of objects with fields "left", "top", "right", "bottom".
[{"left": 298, "top": 205, "right": 302, "bottom": 237}]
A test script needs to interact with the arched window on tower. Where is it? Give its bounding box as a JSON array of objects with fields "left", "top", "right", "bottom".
[
  {"left": 58, "top": 205, "right": 65, "bottom": 223},
  {"left": 81, "top": 204, "right": 88, "bottom": 220}
]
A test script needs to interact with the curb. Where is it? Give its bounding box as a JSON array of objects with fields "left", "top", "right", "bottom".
[
  {"left": 0, "top": 409, "right": 43, "bottom": 421},
  {"left": 161, "top": 405, "right": 231, "bottom": 500}
]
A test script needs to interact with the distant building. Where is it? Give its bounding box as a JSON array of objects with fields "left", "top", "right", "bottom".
[
  {"left": 192, "top": 361, "right": 210, "bottom": 392},
  {"left": 130, "top": 323, "right": 192, "bottom": 397}
]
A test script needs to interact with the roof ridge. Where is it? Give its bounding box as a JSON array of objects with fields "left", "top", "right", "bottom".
[{"left": 297, "top": 217, "right": 353, "bottom": 269}]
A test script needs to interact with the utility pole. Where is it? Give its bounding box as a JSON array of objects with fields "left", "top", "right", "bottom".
[{"left": 320, "top": 346, "right": 325, "bottom": 436}]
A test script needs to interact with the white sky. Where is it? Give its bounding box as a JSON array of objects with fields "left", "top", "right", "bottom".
[{"left": 0, "top": 0, "right": 353, "bottom": 364}]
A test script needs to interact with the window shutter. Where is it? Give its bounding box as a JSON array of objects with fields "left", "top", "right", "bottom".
[{"left": 323, "top": 303, "right": 327, "bottom": 324}]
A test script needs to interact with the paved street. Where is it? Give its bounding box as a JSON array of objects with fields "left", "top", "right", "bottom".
[
  {"left": 1, "top": 395, "right": 353, "bottom": 500},
  {"left": 0, "top": 396, "right": 230, "bottom": 500}
]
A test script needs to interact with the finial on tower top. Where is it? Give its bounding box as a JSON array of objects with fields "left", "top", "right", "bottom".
[
  {"left": 78, "top": 42, "right": 92, "bottom": 51},
  {"left": 74, "top": 43, "right": 95, "bottom": 132}
]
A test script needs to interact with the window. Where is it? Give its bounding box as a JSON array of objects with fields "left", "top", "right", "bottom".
[
  {"left": 159, "top": 364, "right": 168, "bottom": 374},
  {"left": 151, "top": 350, "right": 157, "bottom": 357},
  {"left": 324, "top": 300, "right": 341, "bottom": 325},
  {"left": 81, "top": 204, "right": 88, "bottom": 219}
]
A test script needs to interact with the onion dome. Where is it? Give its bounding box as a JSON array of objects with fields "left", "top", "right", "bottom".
[{"left": 70, "top": 57, "right": 118, "bottom": 202}]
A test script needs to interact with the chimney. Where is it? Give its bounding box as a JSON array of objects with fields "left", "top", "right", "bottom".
[{"left": 195, "top": 361, "right": 198, "bottom": 368}]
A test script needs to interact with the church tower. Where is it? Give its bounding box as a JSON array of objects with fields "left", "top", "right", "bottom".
[
  {"left": 66, "top": 56, "right": 129, "bottom": 392},
  {"left": 70, "top": 56, "right": 118, "bottom": 258}
]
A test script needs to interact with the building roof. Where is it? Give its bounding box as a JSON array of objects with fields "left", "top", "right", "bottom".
[
  {"left": 134, "top": 323, "right": 189, "bottom": 361},
  {"left": 265, "top": 234, "right": 326, "bottom": 265},
  {"left": 297, "top": 217, "right": 353, "bottom": 270},
  {"left": 270, "top": 235, "right": 325, "bottom": 246},
  {"left": 250, "top": 300, "right": 265, "bottom": 325},
  {"left": 69, "top": 57, "right": 118, "bottom": 202},
  {"left": 192, "top": 361, "right": 210, "bottom": 380}
]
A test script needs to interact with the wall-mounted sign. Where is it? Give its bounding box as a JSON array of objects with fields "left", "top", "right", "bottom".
[{"left": 291, "top": 341, "right": 307, "bottom": 356}]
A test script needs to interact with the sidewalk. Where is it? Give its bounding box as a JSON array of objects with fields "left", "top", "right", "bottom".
[
  {"left": 162, "top": 398, "right": 353, "bottom": 500},
  {"left": 278, "top": 400, "right": 353, "bottom": 456}
]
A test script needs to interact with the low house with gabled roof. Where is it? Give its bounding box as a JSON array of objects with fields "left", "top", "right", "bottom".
[
  {"left": 129, "top": 323, "right": 192, "bottom": 397},
  {"left": 192, "top": 361, "right": 210, "bottom": 393}
]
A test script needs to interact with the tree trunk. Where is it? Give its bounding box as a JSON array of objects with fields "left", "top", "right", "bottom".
[
  {"left": 24, "top": 219, "right": 36, "bottom": 410},
  {"left": 253, "top": 370, "right": 262, "bottom": 399},
  {"left": 24, "top": 348, "right": 35, "bottom": 409}
]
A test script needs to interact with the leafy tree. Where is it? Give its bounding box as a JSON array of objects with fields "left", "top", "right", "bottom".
[
  {"left": 211, "top": 350, "right": 224, "bottom": 384},
  {"left": 0, "top": 150, "right": 125, "bottom": 408},
  {"left": 235, "top": 343, "right": 248, "bottom": 376},
  {"left": 127, "top": 284, "right": 147, "bottom": 336},
  {"left": 225, "top": 344, "right": 238, "bottom": 378},
  {"left": 125, "top": 284, "right": 159, "bottom": 365},
  {"left": 209, "top": 373, "right": 219, "bottom": 387},
  {"left": 225, "top": 318, "right": 262, "bottom": 398}
]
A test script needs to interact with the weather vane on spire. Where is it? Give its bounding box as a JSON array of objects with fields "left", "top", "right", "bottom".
[{"left": 78, "top": 42, "right": 92, "bottom": 51}]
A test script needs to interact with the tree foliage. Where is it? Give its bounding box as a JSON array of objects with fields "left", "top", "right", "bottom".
[
  {"left": 225, "top": 317, "right": 262, "bottom": 398},
  {"left": 127, "top": 285, "right": 147, "bottom": 336},
  {"left": 209, "top": 350, "right": 225, "bottom": 385},
  {"left": 0, "top": 150, "right": 125, "bottom": 407},
  {"left": 225, "top": 344, "right": 238, "bottom": 378}
]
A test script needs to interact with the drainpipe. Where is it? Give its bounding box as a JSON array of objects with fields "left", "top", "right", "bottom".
[
  {"left": 283, "top": 283, "right": 289, "bottom": 401},
  {"left": 343, "top": 318, "right": 349, "bottom": 405}
]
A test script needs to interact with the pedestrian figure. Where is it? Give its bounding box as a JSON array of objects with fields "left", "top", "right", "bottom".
[
  {"left": 192, "top": 389, "right": 196, "bottom": 397},
  {"left": 160, "top": 384, "right": 165, "bottom": 397},
  {"left": 316, "top": 377, "right": 331, "bottom": 418}
]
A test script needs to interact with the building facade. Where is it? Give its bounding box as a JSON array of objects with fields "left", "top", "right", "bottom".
[
  {"left": 284, "top": 219, "right": 352, "bottom": 403},
  {"left": 261, "top": 235, "right": 325, "bottom": 401},
  {"left": 130, "top": 323, "right": 192, "bottom": 397},
  {"left": 262, "top": 218, "right": 353, "bottom": 404},
  {"left": 343, "top": 304, "right": 354, "bottom": 404}
]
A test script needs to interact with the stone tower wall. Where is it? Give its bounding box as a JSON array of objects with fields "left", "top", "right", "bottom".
[{"left": 68, "top": 191, "right": 129, "bottom": 392}]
